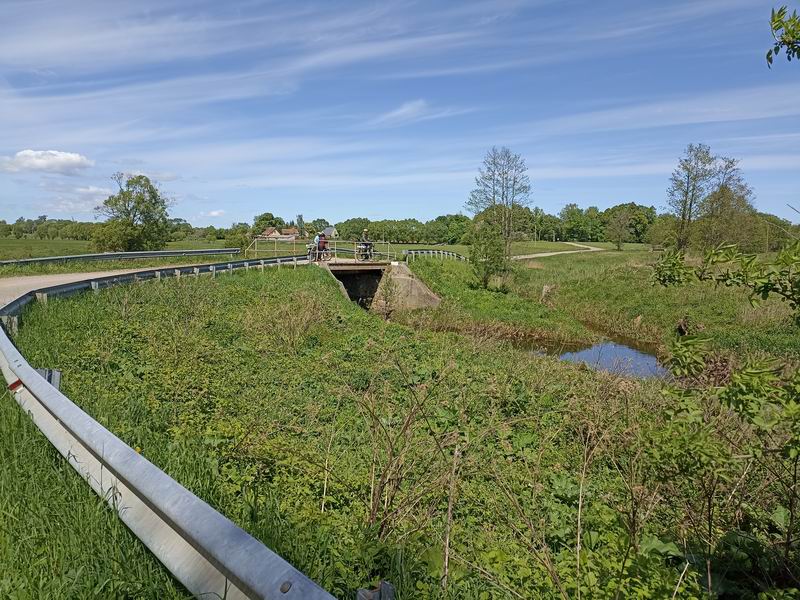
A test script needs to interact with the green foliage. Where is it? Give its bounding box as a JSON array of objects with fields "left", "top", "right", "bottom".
[
  {"left": 468, "top": 222, "right": 506, "bottom": 288},
  {"left": 667, "top": 336, "right": 709, "bottom": 377},
  {"left": 93, "top": 173, "right": 170, "bottom": 252},
  {"left": 651, "top": 249, "right": 694, "bottom": 286},
  {"left": 251, "top": 212, "right": 286, "bottom": 236},
  {"left": 654, "top": 241, "right": 800, "bottom": 325},
  {"left": 13, "top": 261, "right": 800, "bottom": 597},
  {"left": 768, "top": 5, "right": 800, "bottom": 65}
]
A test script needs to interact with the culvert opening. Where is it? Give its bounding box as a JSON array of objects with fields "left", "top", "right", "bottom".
[{"left": 328, "top": 264, "right": 387, "bottom": 308}]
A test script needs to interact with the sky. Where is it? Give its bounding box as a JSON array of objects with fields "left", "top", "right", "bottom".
[{"left": 0, "top": 0, "right": 798, "bottom": 226}]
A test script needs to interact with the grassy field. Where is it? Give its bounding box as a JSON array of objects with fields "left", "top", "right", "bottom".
[
  {"left": 10, "top": 266, "right": 710, "bottom": 598},
  {"left": 0, "top": 240, "right": 242, "bottom": 278},
  {"left": 398, "top": 257, "right": 595, "bottom": 345},
  {"left": 6, "top": 253, "right": 798, "bottom": 597},
  {"left": 0, "top": 238, "right": 574, "bottom": 279},
  {"left": 0, "top": 390, "right": 188, "bottom": 598},
  {"left": 407, "top": 250, "right": 799, "bottom": 360}
]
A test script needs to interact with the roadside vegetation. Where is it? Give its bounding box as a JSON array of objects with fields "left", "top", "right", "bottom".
[
  {"left": 8, "top": 263, "right": 799, "bottom": 598},
  {"left": 0, "top": 390, "right": 188, "bottom": 599}
]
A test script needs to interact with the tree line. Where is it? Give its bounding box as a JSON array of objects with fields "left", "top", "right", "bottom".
[{"left": 2, "top": 144, "right": 796, "bottom": 254}]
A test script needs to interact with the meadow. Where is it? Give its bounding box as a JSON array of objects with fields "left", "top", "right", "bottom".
[
  {"left": 407, "top": 250, "right": 800, "bottom": 361},
  {"left": 0, "top": 238, "right": 574, "bottom": 278},
  {"left": 5, "top": 261, "right": 798, "bottom": 598}
]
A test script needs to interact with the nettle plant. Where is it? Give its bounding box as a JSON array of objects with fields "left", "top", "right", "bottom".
[{"left": 652, "top": 242, "right": 800, "bottom": 593}]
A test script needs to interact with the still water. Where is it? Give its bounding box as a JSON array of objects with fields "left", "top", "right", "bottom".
[{"left": 556, "top": 340, "right": 669, "bottom": 379}]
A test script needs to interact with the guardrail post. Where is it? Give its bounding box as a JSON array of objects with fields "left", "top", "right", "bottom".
[
  {"left": 35, "top": 292, "right": 48, "bottom": 304},
  {"left": 156, "top": 271, "right": 162, "bottom": 281},
  {"left": 293, "top": 257, "right": 297, "bottom": 269},
  {"left": 175, "top": 269, "right": 181, "bottom": 279},
  {"left": 91, "top": 281, "right": 100, "bottom": 294},
  {"left": 0, "top": 315, "right": 19, "bottom": 335},
  {"left": 260, "top": 260, "right": 265, "bottom": 272},
  {"left": 245, "top": 262, "right": 250, "bottom": 271},
  {"left": 211, "top": 266, "right": 216, "bottom": 278},
  {"left": 194, "top": 267, "right": 200, "bottom": 277}
]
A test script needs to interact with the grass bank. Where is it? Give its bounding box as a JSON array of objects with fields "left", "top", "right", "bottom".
[
  {"left": 401, "top": 258, "right": 594, "bottom": 345},
  {"left": 0, "top": 391, "right": 187, "bottom": 598},
  {"left": 407, "top": 250, "right": 799, "bottom": 360},
  {"left": 518, "top": 249, "right": 799, "bottom": 358},
  {"left": 10, "top": 266, "right": 706, "bottom": 598}
]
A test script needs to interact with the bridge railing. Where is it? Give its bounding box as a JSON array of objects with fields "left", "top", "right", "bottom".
[
  {"left": 0, "top": 254, "right": 338, "bottom": 599},
  {"left": 0, "top": 248, "right": 242, "bottom": 267},
  {"left": 402, "top": 249, "right": 467, "bottom": 262}
]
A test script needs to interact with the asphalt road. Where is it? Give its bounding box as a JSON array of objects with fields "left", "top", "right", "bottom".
[{"left": 0, "top": 268, "right": 169, "bottom": 306}]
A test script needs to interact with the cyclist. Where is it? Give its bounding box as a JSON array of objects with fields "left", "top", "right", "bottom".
[{"left": 359, "top": 228, "right": 373, "bottom": 260}]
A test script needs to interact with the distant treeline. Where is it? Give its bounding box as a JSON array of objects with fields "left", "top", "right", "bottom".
[{"left": 2, "top": 199, "right": 797, "bottom": 252}]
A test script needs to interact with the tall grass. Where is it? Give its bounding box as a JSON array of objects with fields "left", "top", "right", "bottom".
[
  {"left": 11, "top": 267, "right": 697, "bottom": 598},
  {"left": 0, "top": 391, "right": 188, "bottom": 598}
]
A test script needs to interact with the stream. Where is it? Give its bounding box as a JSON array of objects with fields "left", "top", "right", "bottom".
[{"left": 528, "top": 337, "right": 669, "bottom": 379}]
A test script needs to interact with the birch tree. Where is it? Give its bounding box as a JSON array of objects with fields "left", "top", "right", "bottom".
[{"left": 465, "top": 146, "right": 531, "bottom": 254}]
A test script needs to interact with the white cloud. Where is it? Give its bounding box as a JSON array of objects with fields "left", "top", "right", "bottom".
[
  {"left": 75, "top": 185, "right": 113, "bottom": 200},
  {"left": 201, "top": 209, "right": 226, "bottom": 218},
  {"left": 0, "top": 149, "right": 94, "bottom": 175}
]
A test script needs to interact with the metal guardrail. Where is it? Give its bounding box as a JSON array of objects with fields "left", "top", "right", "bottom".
[
  {"left": 0, "top": 248, "right": 242, "bottom": 267},
  {"left": 0, "top": 254, "right": 338, "bottom": 599},
  {"left": 402, "top": 249, "right": 467, "bottom": 262}
]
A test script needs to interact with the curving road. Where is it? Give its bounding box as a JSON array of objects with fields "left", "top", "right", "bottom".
[{"left": 0, "top": 267, "right": 175, "bottom": 306}]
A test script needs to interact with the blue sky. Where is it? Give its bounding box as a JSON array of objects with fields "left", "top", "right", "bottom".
[{"left": 1, "top": 0, "right": 798, "bottom": 226}]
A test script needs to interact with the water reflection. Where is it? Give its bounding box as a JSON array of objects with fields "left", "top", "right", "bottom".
[{"left": 557, "top": 340, "right": 669, "bottom": 379}]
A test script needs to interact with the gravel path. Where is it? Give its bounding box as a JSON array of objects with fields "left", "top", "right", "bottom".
[{"left": 511, "top": 242, "right": 604, "bottom": 261}]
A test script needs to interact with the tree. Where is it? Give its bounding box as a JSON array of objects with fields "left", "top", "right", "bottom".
[
  {"left": 695, "top": 158, "right": 756, "bottom": 250},
  {"left": 251, "top": 212, "right": 285, "bottom": 236},
  {"left": 667, "top": 144, "right": 716, "bottom": 250},
  {"left": 93, "top": 173, "right": 170, "bottom": 251},
  {"left": 605, "top": 210, "right": 631, "bottom": 250},
  {"left": 767, "top": 5, "right": 800, "bottom": 66},
  {"left": 468, "top": 221, "right": 506, "bottom": 289},
  {"left": 465, "top": 146, "right": 531, "bottom": 254},
  {"left": 559, "top": 203, "right": 588, "bottom": 241},
  {"left": 296, "top": 214, "right": 306, "bottom": 237},
  {"left": 309, "top": 218, "right": 330, "bottom": 234},
  {"left": 335, "top": 217, "right": 370, "bottom": 240},
  {"left": 602, "top": 203, "right": 656, "bottom": 243}
]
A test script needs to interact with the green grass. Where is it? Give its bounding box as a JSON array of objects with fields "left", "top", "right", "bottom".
[
  {"left": 403, "top": 258, "right": 594, "bottom": 344},
  {"left": 0, "top": 238, "right": 93, "bottom": 260},
  {"left": 0, "top": 391, "right": 188, "bottom": 599},
  {"left": 0, "top": 240, "right": 244, "bottom": 278},
  {"left": 515, "top": 250, "right": 799, "bottom": 358},
  {"left": 407, "top": 250, "right": 798, "bottom": 360},
  {"left": 10, "top": 267, "right": 703, "bottom": 598}
]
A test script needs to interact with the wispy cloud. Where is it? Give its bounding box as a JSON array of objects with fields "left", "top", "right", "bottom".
[
  {"left": 367, "top": 99, "right": 473, "bottom": 127},
  {"left": 529, "top": 83, "right": 800, "bottom": 135}
]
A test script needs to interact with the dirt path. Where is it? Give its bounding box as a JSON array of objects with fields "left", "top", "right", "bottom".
[
  {"left": 0, "top": 267, "right": 179, "bottom": 307},
  {"left": 512, "top": 242, "right": 604, "bottom": 261}
]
